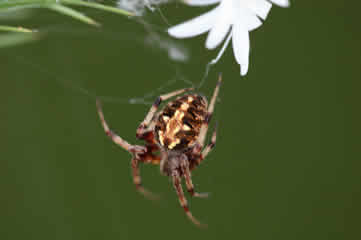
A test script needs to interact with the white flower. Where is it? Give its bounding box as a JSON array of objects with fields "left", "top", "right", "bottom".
[{"left": 168, "top": 0, "right": 290, "bottom": 76}]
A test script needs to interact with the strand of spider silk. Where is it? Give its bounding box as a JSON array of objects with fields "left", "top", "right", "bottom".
[
  {"left": 9, "top": 24, "right": 195, "bottom": 104},
  {"left": 14, "top": 24, "right": 194, "bottom": 102},
  {"left": 155, "top": 5, "right": 172, "bottom": 26},
  {"left": 11, "top": 55, "right": 147, "bottom": 105},
  {"left": 126, "top": 68, "right": 195, "bottom": 105},
  {"left": 11, "top": 55, "right": 193, "bottom": 106},
  {"left": 12, "top": 54, "right": 97, "bottom": 97},
  {"left": 101, "top": 65, "right": 193, "bottom": 105},
  {"left": 197, "top": 32, "right": 233, "bottom": 90}
]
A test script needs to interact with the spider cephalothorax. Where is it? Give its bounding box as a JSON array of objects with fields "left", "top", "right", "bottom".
[{"left": 96, "top": 75, "right": 222, "bottom": 227}]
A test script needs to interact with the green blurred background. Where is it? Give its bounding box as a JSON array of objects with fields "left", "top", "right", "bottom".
[{"left": 1, "top": 1, "right": 360, "bottom": 239}]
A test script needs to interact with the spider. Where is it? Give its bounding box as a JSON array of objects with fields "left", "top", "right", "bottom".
[{"left": 96, "top": 75, "right": 222, "bottom": 227}]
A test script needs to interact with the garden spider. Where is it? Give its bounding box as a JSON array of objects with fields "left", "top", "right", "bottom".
[{"left": 96, "top": 75, "right": 222, "bottom": 227}]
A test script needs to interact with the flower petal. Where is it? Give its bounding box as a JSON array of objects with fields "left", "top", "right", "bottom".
[
  {"left": 231, "top": 1, "right": 262, "bottom": 31},
  {"left": 248, "top": 0, "right": 272, "bottom": 20},
  {"left": 237, "top": 9, "right": 262, "bottom": 31},
  {"left": 205, "top": 2, "right": 232, "bottom": 49},
  {"left": 182, "top": 0, "right": 220, "bottom": 6},
  {"left": 168, "top": 6, "right": 220, "bottom": 38},
  {"left": 237, "top": 7, "right": 263, "bottom": 31},
  {"left": 268, "top": 0, "right": 290, "bottom": 8},
  {"left": 232, "top": 22, "right": 250, "bottom": 76}
]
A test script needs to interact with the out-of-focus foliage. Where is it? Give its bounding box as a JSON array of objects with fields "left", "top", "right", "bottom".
[
  {"left": 0, "top": 31, "right": 39, "bottom": 47},
  {"left": 0, "top": 0, "right": 133, "bottom": 47}
]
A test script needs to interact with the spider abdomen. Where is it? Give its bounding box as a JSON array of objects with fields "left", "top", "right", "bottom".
[{"left": 155, "top": 94, "right": 207, "bottom": 150}]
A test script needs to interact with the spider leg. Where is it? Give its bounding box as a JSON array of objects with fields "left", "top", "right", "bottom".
[
  {"left": 96, "top": 99, "right": 145, "bottom": 154},
  {"left": 197, "top": 74, "right": 222, "bottom": 148},
  {"left": 192, "top": 125, "right": 217, "bottom": 169},
  {"left": 180, "top": 158, "right": 209, "bottom": 198},
  {"left": 136, "top": 87, "right": 194, "bottom": 138},
  {"left": 172, "top": 171, "right": 206, "bottom": 227},
  {"left": 141, "top": 149, "right": 162, "bottom": 165},
  {"left": 131, "top": 157, "right": 159, "bottom": 200},
  {"left": 137, "top": 112, "right": 164, "bottom": 153},
  {"left": 201, "top": 124, "right": 217, "bottom": 159},
  {"left": 97, "top": 99, "right": 157, "bottom": 199}
]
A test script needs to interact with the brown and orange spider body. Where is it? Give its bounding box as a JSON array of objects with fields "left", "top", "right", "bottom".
[{"left": 96, "top": 76, "right": 222, "bottom": 227}]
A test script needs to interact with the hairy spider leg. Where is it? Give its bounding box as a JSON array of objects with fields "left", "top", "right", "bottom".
[
  {"left": 136, "top": 87, "right": 194, "bottom": 138},
  {"left": 96, "top": 99, "right": 146, "bottom": 154},
  {"left": 96, "top": 99, "right": 158, "bottom": 199},
  {"left": 137, "top": 129, "right": 159, "bottom": 152},
  {"left": 193, "top": 125, "right": 217, "bottom": 168},
  {"left": 140, "top": 146, "right": 162, "bottom": 165},
  {"left": 197, "top": 74, "right": 222, "bottom": 148},
  {"left": 180, "top": 158, "right": 209, "bottom": 198},
  {"left": 131, "top": 157, "right": 159, "bottom": 200},
  {"left": 172, "top": 171, "right": 206, "bottom": 227}
]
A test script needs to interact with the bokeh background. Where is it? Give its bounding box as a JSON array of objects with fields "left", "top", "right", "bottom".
[{"left": 1, "top": 1, "right": 360, "bottom": 239}]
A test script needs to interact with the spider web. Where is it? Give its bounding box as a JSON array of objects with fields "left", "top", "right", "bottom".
[
  {"left": 4, "top": 2, "right": 223, "bottom": 221},
  {"left": 6, "top": 9, "right": 223, "bottom": 212},
  {"left": 7, "top": 20, "right": 196, "bottom": 106},
  {"left": 11, "top": 54, "right": 194, "bottom": 106},
  {"left": 7, "top": 1, "right": 216, "bottom": 107}
]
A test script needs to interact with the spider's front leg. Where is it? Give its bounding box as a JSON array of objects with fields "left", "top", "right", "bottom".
[
  {"left": 96, "top": 99, "right": 146, "bottom": 154},
  {"left": 191, "top": 74, "right": 221, "bottom": 169},
  {"left": 197, "top": 74, "right": 222, "bottom": 148},
  {"left": 191, "top": 125, "right": 217, "bottom": 169},
  {"left": 96, "top": 99, "right": 158, "bottom": 200}
]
